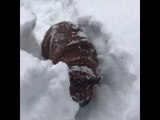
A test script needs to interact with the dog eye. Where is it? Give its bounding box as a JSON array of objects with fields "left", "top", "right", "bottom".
[{"left": 87, "top": 77, "right": 100, "bottom": 85}]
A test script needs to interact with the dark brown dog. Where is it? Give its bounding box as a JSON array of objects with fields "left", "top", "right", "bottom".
[{"left": 41, "top": 21, "right": 101, "bottom": 106}]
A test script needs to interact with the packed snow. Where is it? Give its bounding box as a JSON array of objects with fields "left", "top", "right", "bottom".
[
  {"left": 20, "top": 0, "right": 140, "bottom": 120},
  {"left": 20, "top": 50, "right": 79, "bottom": 120}
]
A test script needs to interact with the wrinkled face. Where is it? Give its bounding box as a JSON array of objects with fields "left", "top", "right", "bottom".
[
  {"left": 69, "top": 78, "right": 100, "bottom": 106},
  {"left": 69, "top": 85, "right": 93, "bottom": 105}
]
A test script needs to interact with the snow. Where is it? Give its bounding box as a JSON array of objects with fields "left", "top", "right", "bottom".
[
  {"left": 20, "top": 7, "right": 41, "bottom": 58},
  {"left": 20, "top": 50, "right": 79, "bottom": 120},
  {"left": 20, "top": 0, "right": 140, "bottom": 120}
]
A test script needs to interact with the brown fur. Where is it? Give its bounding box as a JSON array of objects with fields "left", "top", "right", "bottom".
[{"left": 41, "top": 21, "right": 100, "bottom": 106}]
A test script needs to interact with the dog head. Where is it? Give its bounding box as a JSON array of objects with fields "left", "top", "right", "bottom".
[{"left": 69, "top": 75, "right": 101, "bottom": 106}]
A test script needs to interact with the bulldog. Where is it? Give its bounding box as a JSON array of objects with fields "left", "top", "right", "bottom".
[{"left": 41, "top": 21, "right": 101, "bottom": 106}]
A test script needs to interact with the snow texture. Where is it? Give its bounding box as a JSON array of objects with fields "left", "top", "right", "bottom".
[
  {"left": 20, "top": 50, "right": 79, "bottom": 120},
  {"left": 20, "top": 0, "right": 140, "bottom": 120},
  {"left": 20, "top": 7, "right": 41, "bottom": 58}
]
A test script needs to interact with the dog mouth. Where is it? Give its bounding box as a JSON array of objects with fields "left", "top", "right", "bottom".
[
  {"left": 79, "top": 98, "right": 91, "bottom": 107},
  {"left": 73, "top": 96, "right": 91, "bottom": 107},
  {"left": 71, "top": 94, "right": 91, "bottom": 107}
]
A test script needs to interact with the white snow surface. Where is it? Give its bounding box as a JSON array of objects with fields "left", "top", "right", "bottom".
[
  {"left": 20, "top": 0, "right": 140, "bottom": 120},
  {"left": 20, "top": 7, "right": 41, "bottom": 58},
  {"left": 20, "top": 50, "right": 79, "bottom": 120}
]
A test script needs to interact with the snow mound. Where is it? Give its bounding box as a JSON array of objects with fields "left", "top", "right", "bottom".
[
  {"left": 20, "top": 50, "right": 79, "bottom": 120},
  {"left": 74, "top": 17, "right": 139, "bottom": 120},
  {"left": 20, "top": 7, "right": 41, "bottom": 58}
]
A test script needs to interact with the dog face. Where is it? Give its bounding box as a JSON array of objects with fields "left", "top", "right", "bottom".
[{"left": 69, "top": 76, "right": 101, "bottom": 106}]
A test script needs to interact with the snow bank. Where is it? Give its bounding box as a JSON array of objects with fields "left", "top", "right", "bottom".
[
  {"left": 73, "top": 17, "right": 138, "bottom": 120},
  {"left": 20, "top": 7, "right": 41, "bottom": 58},
  {"left": 75, "top": 0, "right": 140, "bottom": 77},
  {"left": 20, "top": 50, "right": 79, "bottom": 120},
  {"left": 21, "top": 0, "right": 78, "bottom": 45}
]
